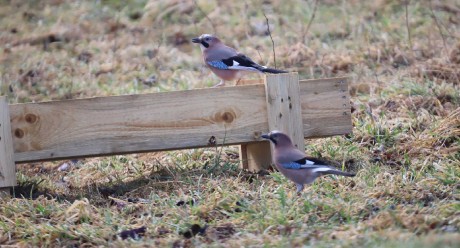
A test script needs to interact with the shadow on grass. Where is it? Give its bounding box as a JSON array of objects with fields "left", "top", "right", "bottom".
[{"left": 11, "top": 163, "right": 270, "bottom": 206}]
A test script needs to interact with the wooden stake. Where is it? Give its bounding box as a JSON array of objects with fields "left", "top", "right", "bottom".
[
  {"left": 0, "top": 96, "right": 16, "bottom": 195},
  {"left": 239, "top": 142, "right": 272, "bottom": 171},
  {"left": 264, "top": 73, "right": 304, "bottom": 149},
  {"left": 239, "top": 73, "right": 304, "bottom": 171}
]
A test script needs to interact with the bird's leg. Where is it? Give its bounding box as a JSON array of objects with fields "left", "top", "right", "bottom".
[
  {"left": 212, "top": 80, "right": 225, "bottom": 88},
  {"left": 296, "top": 184, "right": 304, "bottom": 194},
  {"left": 235, "top": 78, "right": 242, "bottom": 86}
]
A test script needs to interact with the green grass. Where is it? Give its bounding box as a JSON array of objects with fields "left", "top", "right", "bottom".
[{"left": 1, "top": 0, "right": 459, "bottom": 247}]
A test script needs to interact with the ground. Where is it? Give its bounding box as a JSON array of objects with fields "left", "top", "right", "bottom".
[{"left": 0, "top": 0, "right": 459, "bottom": 247}]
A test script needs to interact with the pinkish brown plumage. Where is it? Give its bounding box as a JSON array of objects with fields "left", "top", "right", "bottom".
[
  {"left": 262, "top": 130, "right": 356, "bottom": 193},
  {"left": 192, "top": 34, "right": 287, "bottom": 87}
]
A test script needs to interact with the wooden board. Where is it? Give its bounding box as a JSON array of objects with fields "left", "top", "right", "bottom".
[
  {"left": 0, "top": 96, "right": 16, "bottom": 188},
  {"left": 300, "top": 77, "right": 351, "bottom": 138},
  {"left": 264, "top": 73, "right": 304, "bottom": 149},
  {"left": 10, "top": 76, "right": 351, "bottom": 163},
  {"left": 239, "top": 76, "right": 351, "bottom": 138},
  {"left": 11, "top": 85, "right": 269, "bottom": 162}
]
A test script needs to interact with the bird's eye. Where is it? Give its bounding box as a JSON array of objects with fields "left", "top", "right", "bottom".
[{"left": 205, "top": 37, "right": 211, "bottom": 41}]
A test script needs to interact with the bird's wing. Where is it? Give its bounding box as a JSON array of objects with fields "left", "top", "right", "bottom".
[
  {"left": 280, "top": 157, "right": 329, "bottom": 169},
  {"left": 207, "top": 53, "right": 263, "bottom": 72},
  {"left": 279, "top": 159, "right": 354, "bottom": 176}
]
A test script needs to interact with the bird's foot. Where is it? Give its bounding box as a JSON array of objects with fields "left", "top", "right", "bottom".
[
  {"left": 211, "top": 80, "right": 225, "bottom": 88},
  {"left": 296, "top": 184, "right": 304, "bottom": 194}
]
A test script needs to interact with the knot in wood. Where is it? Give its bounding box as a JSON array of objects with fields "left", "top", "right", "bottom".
[
  {"left": 214, "top": 110, "right": 236, "bottom": 124},
  {"left": 25, "top": 113, "right": 38, "bottom": 124},
  {"left": 253, "top": 131, "right": 262, "bottom": 139},
  {"left": 15, "top": 128, "right": 24, "bottom": 138}
]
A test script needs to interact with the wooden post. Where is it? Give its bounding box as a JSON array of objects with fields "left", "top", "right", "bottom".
[
  {"left": 239, "top": 142, "right": 272, "bottom": 171},
  {"left": 0, "top": 96, "right": 16, "bottom": 197},
  {"left": 264, "top": 73, "right": 304, "bottom": 149},
  {"left": 239, "top": 73, "right": 304, "bottom": 171}
]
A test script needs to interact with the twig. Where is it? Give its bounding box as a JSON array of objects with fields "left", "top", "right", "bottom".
[
  {"left": 404, "top": 0, "right": 412, "bottom": 49},
  {"left": 303, "top": 0, "right": 318, "bottom": 43},
  {"left": 193, "top": 0, "right": 217, "bottom": 35},
  {"left": 428, "top": 0, "right": 448, "bottom": 54},
  {"left": 366, "top": 23, "right": 380, "bottom": 85},
  {"left": 262, "top": 11, "right": 277, "bottom": 68},
  {"left": 209, "top": 128, "right": 227, "bottom": 172}
]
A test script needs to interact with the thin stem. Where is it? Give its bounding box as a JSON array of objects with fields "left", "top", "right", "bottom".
[{"left": 262, "top": 11, "right": 277, "bottom": 69}]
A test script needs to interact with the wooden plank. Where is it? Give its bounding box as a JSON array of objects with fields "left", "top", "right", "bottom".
[
  {"left": 239, "top": 76, "right": 352, "bottom": 136},
  {"left": 11, "top": 85, "right": 270, "bottom": 163},
  {"left": 299, "top": 77, "right": 351, "bottom": 137},
  {"left": 10, "top": 76, "right": 351, "bottom": 163},
  {"left": 0, "top": 96, "right": 16, "bottom": 189},
  {"left": 237, "top": 78, "right": 264, "bottom": 86},
  {"left": 265, "top": 73, "right": 304, "bottom": 149}
]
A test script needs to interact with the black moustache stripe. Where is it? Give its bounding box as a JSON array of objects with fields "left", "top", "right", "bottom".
[{"left": 201, "top": 41, "right": 209, "bottom": 48}]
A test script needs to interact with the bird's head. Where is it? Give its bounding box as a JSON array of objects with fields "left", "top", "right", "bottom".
[
  {"left": 261, "top": 130, "right": 293, "bottom": 147},
  {"left": 191, "top": 34, "right": 220, "bottom": 50}
]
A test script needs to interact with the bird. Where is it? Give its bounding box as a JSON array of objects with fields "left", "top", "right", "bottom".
[
  {"left": 261, "top": 130, "right": 356, "bottom": 193},
  {"left": 191, "top": 34, "right": 287, "bottom": 87}
]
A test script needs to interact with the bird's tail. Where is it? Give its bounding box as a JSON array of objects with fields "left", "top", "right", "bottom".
[
  {"left": 322, "top": 169, "right": 356, "bottom": 177},
  {"left": 260, "top": 67, "right": 288, "bottom": 74}
]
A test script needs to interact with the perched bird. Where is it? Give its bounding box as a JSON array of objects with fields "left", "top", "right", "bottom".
[
  {"left": 261, "top": 130, "right": 355, "bottom": 193},
  {"left": 191, "top": 34, "right": 287, "bottom": 87}
]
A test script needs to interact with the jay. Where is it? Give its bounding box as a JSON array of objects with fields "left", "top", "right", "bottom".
[
  {"left": 192, "top": 34, "right": 287, "bottom": 87},
  {"left": 261, "top": 130, "right": 356, "bottom": 193}
]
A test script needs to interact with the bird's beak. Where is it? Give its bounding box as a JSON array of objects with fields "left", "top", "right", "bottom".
[
  {"left": 261, "top": 134, "right": 270, "bottom": 140},
  {"left": 191, "top": 37, "right": 201, "bottom": 43}
]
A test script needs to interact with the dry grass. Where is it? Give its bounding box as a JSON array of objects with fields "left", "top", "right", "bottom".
[{"left": 0, "top": 0, "right": 459, "bottom": 247}]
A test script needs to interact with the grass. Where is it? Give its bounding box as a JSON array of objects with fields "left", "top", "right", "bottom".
[{"left": 1, "top": 0, "right": 459, "bottom": 247}]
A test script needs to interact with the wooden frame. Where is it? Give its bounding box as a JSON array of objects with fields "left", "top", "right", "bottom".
[
  {"left": 0, "top": 73, "right": 351, "bottom": 192},
  {"left": 0, "top": 96, "right": 16, "bottom": 195}
]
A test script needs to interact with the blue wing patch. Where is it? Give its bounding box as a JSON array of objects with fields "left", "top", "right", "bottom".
[
  {"left": 280, "top": 162, "right": 303, "bottom": 169},
  {"left": 280, "top": 159, "right": 317, "bottom": 169},
  {"left": 207, "top": 60, "right": 229, "bottom": 70}
]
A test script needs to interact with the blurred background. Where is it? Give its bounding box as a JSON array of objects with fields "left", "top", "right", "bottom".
[{"left": 1, "top": 0, "right": 458, "bottom": 102}]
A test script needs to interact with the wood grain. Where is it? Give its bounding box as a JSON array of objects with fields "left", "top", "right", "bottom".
[
  {"left": 299, "top": 77, "right": 352, "bottom": 138},
  {"left": 241, "top": 73, "right": 305, "bottom": 171},
  {"left": 239, "top": 142, "right": 272, "bottom": 171},
  {"left": 240, "top": 76, "right": 351, "bottom": 137},
  {"left": 265, "top": 73, "right": 304, "bottom": 149},
  {"left": 0, "top": 96, "right": 16, "bottom": 188},
  {"left": 10, "top": 75, "right": 351, "bottom": 163},
  {"left": 11, "top": 86, "right": 270, "bottom": 162},
  {"left": 237, "top": 78, "right": 264, "bottom": 86}
]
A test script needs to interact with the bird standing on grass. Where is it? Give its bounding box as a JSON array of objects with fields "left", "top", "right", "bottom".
[
  {"left": 191, "top": 34, "right": 287, "bottom": 87},
  {"left": 261, "top": 130, "right": 356, "bottom": 193}
]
